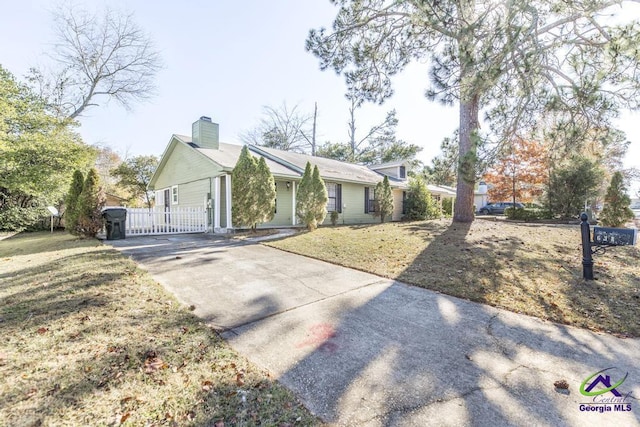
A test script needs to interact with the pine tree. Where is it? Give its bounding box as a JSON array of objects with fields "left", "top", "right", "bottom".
[
  {"left": 296, "top": 162, "right": 317, "bottom": 230},
  {"left": 374, "top": 176, "right": 394, "bottom": 223},
  {"left": 296, "top": 162, "right": 328, "bottom": 230},
  {"left": 77, "top": 168, "right": 105, "bottom": 236},
  {"left": 65, "top": 170, "right": 84, "bottom": 234},
  {"left": 311, "top": 165, "right": 328, "bottom": 226},
  {"left": 307, "top": 1, "right": 640, "bottom": 222},
  {"left": 547, "top": 156, "right": 601, "bottom": 219},
  {"left": 255, "top": 157, "right": 276, "bottom": 225},
  {"left": 600, "top": 172, "right": 634, "bottom": 227},
  {"left": 231, "top": 146, "right": 259, "bottom": 228}
]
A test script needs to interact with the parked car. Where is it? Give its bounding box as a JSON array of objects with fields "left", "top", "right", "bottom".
[{"left": 478, "top": 202, "right": 524, "bottom": 215}]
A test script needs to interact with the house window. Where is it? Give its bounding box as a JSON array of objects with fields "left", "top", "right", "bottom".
[
  {"left": 326, "top": 183, "right": 342, "bottom": 213},
  {"left": 171, "top": 186, "right": 179, "bottom": 205},
  {"left": 399, "top": 166, "right": 406, "bottom": 179},
  {"left": 364, "top": 187, "right": 376, "bottom": 213}
]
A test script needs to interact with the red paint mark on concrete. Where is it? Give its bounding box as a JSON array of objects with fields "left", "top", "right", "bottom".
[{"left": 296, "top": 323, "right": 338, "bottom": 353}]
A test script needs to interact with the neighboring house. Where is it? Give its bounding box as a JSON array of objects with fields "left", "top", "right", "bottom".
[
  {"left": 475, "top": 181, "right": 489, "bottom": 211},
  {"left": 150, "top": 117, "right": 408, "bottom": 233},
  {"left": 104, "top": 193, "right": 128, "bottom": 207},
  {"left": 368, "top": 161, "right": 457, "bottom": 218}
]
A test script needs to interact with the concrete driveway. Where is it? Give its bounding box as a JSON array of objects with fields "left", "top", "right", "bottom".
[{"left": 108, "top": 234, "right": 640, "bottom": 426}]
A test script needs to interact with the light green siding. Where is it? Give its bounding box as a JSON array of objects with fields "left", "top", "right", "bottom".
[
  {"left": 174, "top": 179, "right": 209, "bottom": 208},
  {"left": 264, "top": 180, "right": 294, "bottom": 226},
  {"left": 152, "top": 141, "right": 223, "bottom": 190},
  {"left": 321, "top": 182, "right": 378, "bottom": 225}
]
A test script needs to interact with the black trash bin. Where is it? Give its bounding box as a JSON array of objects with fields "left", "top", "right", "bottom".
[{"left": 103, "top": 208, "right": 127, "bottom": 240}]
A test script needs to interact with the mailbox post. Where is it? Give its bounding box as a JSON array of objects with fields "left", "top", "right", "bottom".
[
  {"left": 580, "top": 213, "right": 594, "bottom": 280},
  {"left": 580, "top": 212, "right": 638, "bottom": 280}
]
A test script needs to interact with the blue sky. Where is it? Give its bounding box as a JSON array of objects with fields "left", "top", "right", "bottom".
[{"left": 1, "top": 0, "right": 639, "bottom": 194}]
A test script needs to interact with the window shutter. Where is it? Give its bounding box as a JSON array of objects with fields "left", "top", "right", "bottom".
[
  {"left": 337, "top": 184, "right": 342, "bottom": 213},
  {"left": 364, "top": 187, "right": 369, "bottom": 213}
]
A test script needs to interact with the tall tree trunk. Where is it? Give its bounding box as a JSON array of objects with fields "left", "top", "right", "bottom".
[
  {"left": 454, "top": 0, "right": 479, "bottom": 223},
  {"left": 348, "top": 99, "right": 356, "bottom": 162},
  {"left": 454, "top": 95, "right": 479, "bottom": 223}
]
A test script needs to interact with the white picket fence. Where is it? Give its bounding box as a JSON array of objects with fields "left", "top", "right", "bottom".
[{"left": 125, "top": 206, "right": 207, "bottom": 236}]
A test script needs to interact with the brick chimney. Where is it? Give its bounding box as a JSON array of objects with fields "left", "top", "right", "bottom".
[{"left": 192, "top": 116, "right": 219, "bottom": 149}]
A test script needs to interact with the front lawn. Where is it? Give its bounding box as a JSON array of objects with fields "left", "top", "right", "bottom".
[
  {"left": 0, "top": 232, "right": 318, "bottom": 426},
  {"left": 266, "top": 219, "right": 640, "bottom": 337}
]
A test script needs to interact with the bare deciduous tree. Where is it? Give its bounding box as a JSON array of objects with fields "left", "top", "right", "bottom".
[
  {"left": 241, "top": 102, "right": 316, "bottom": 154},
  {"left": 31, "top": 4, "right": 162, "bottom": 119}
]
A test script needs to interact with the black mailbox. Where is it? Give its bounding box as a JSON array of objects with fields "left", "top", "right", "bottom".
[{"left": 593, "top": 227, "right": 637, "bottom": 246}]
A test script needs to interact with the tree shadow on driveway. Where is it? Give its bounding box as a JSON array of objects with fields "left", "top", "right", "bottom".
[{"left": 225, "top": 222, "right": 640, "bottom": 425}]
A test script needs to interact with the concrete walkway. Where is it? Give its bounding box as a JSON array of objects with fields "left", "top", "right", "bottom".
[{"left": 107, "top": 234, "right": 640, "bottom": 426}]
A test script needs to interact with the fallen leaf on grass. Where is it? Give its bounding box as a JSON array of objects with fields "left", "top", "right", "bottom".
[
  {"left": 36, "top": 327, "right": 48, "bottom": 335},
  {"left": 202, "top": 380, "right": 213, "bottom": 392},
  {"left": 120, "top": 412, "right": 131, "bottom": 423},
  {"left": 214, "top": 421, "right": 224, "bottom": 427},
  {"left": 236, "top": 372, "right": 245, "bottom": 386},
  {"left": 144, "top": 357, "right": 167, "bottom": 373},
  {"left": 26, "top": 388, "right": 38, "bottom": 399}
]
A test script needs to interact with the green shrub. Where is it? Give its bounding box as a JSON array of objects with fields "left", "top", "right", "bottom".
[
  {"left": 0, "top": 205, "right": 49, "bottom": 232},
  {"left": 404, "top": 177, "right": 440, "bottom": 220},
  {"left": 442, "top": 198, "right": 453, "bottom": 217},
  {"left": 330, "top": 210, "right": 339, "bottom": 226},
  {"left": 505, "top": 207, "right": 551, "bottom": 221}
]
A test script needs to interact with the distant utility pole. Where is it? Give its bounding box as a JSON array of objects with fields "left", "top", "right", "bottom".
[{"left": 311, "top": 102, "right": 317, "bottom": 156}]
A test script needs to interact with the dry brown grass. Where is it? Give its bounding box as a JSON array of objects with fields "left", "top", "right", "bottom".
[
  {"left": 0, "top": 232, "right": 319, "bottom": 426},
  {"left": 267, "top": 219, "right": 640, "bottom": 337}
]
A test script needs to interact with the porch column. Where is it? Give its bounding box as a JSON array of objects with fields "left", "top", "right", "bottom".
[
  {"left": 214, "top": 176, "right": 220, "bottom": 229},
  {"left": 225, "top": 173, "right": 232, "bottom": 228},
  {"left": 291, "top": 181, "right": 296, "bottom": 225}
]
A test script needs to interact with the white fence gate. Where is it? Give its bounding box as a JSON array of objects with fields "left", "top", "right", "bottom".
[{"left": 125, "top": 206, "right": 207, "bottom": 236}]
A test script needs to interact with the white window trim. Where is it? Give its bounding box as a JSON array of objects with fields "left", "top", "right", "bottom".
[{"left": 171, "top": 185, "right": 179, "bottom": 205}]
